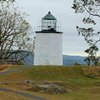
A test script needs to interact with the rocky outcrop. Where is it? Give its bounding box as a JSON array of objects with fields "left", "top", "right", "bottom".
[{"left": 28, "top": 82, "right": 70, "bottom": 94}]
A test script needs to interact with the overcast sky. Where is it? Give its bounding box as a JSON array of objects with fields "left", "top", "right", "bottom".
[{"left": 16, "top": 0, "right": 100, "bottom": 56}]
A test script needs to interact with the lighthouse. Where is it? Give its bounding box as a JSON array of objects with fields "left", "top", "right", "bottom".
[{"left": 34, "top": 12, "right": 63, "bottom": 65}]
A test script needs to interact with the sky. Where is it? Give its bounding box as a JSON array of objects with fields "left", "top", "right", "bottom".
[{"left": 16, "top": 0, "right": 100, "bottom": 56}]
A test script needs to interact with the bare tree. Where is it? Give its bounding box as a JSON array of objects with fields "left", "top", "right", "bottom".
[
  {"left": 72, "top": 0, "right": 100, "bottom": 66},
  {"left": 0, "top": 0, "right": 34, "bottom": 64}
]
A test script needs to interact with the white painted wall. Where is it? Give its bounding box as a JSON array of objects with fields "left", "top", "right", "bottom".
[{"left": 34, "top": 33, "right": 63, "bottom": 65}]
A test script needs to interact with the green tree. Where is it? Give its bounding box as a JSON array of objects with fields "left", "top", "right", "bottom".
[
  {"left": 0, "top": 0, "right": 34, "bottom": 64},
  {"left": 72, "top": 0, "right": 100, "bottom": 66}
]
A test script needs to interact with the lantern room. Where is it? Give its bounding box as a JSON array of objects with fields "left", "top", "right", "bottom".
[{"left": 41, "top": 11, "right": 57, "bottom": 31}]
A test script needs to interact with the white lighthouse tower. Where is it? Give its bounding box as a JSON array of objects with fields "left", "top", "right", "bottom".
[{"left": 34, "top": 12, "right": 63, "bottom": 65}]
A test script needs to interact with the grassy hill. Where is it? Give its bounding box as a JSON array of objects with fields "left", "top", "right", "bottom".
[{"left": 0, "top": 65, "right": 100, "bottom": 100}]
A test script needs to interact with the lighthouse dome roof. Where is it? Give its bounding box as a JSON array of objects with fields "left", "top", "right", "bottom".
[{"left": 42, "top": 12, "right": 56, "bottom": 20}]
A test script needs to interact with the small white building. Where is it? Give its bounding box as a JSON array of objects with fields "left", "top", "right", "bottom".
[{"left": 34, "top": 12, "right": 63, "bottom": 65}]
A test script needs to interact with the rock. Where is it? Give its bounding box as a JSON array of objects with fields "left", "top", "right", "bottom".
[
  {"left": 28, "top": 82, "right": 69, "bottom": 94},
  {"left": 23, "top": 80, "right": 34, "bottom": 84}
]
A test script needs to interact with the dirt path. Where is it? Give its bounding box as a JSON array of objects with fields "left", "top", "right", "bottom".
[
  {"left": 0, "top": 67, "right": 47, "bottom": 100},
  {"left": 0, "top": 88, "right": 47, "bottom": 100}
]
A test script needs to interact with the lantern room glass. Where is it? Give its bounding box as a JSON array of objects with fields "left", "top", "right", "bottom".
[{"left": 42, "top": 19, "right": 57, "bottom": 31}]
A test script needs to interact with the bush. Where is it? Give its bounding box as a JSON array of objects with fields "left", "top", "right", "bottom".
[{"left": 83, "top": 67, "right": 100, "bottom": 78}]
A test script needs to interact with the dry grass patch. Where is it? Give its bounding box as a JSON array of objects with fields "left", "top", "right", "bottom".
[
  {"left": 82, "top": 67, "right": 100, "bottom": 78},
  {"left": 0, "top": 64, "right": 11, "bottom": 71},
  {"left": 0, "top": 91, "right": 29, "bottom": 100}
]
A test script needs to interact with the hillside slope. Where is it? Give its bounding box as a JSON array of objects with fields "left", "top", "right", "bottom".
[{"left": 0, "top": 66, "right": 100, "bottom": 100}]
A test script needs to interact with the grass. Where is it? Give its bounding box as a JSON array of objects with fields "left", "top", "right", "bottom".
[
  {"left": 24, "top": 66, "right": 100, "bottom": 88},
  {"left": 0, "top": 91, "right": 29, "bottom": 100},
  {"left": 0, "top": 65, "right": 100, "bottom": 100},
  {"left": 26, "top": 66, "right": 84, "bottom": 80}
]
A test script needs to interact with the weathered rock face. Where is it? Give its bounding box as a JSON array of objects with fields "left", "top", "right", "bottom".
[{"left": 28, "top": 82, "right": 69, "bottom": 94}]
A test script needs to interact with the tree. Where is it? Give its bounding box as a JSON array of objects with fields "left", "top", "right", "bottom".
[
  {"left": 0, "top": 0, "right": 34, "bottom": 64},
  {"left": 84, "top": 45, "right": 99, "bottom": 66},
  {"left": 72, "top": 0, "right": 100, "bottom": 66}
]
